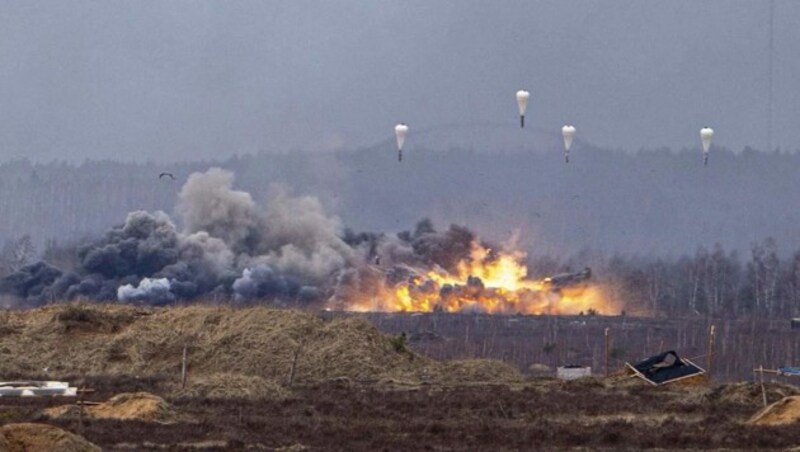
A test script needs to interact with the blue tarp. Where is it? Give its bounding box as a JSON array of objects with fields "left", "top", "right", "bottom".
[{"left": 778, "top": 367, "right": 800, "bottom": 376}]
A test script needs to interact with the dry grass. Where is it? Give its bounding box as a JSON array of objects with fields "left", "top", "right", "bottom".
[
  {"left": 439, "top": 359, "right": 525, "bottom": 384},
  {"left": 7, "top": 304, "right": 800, "bottom": 449},
  {"left": 708, "top": 382, "right": 800, "bottom": 406},
  {"left": 0, "top": 423, "right": 100, "bottom": 452},
  {"left": 749, "top": 396, "right": 800, "bottom": 426},
  {"left": 170, "top": 373, "right": 289, "bottom": 400},
  {"left": 0, "top": 303, "right": 523, "bottom": 386}
]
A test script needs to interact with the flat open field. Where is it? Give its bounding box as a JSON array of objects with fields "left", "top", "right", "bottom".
[
  {"left": 0, "top": 304, "right": 799, "bottom": 450},
  {"left": 3, "top": 376, "right": 800, "bottom": 450},
  {"left": 349, "top": 311, "right": 800, "bottom": 382}
]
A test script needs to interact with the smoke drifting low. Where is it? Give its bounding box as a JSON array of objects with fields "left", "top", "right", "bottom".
[{"left": 0, "top": 168, "right": 488, "bottom": 308}]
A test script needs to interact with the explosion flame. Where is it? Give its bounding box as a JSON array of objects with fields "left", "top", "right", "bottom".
[{"left": 344, "top": 242, "right": 613, "bottom": 315}]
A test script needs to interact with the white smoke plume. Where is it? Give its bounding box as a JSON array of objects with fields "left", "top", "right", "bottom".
[{"left": 117, "top": 277, "right": 174, "bottom": 304}]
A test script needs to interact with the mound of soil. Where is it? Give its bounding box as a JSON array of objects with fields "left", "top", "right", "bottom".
[
  {"left": 0, "top": 305, "right": 530, "bottom": 385},
  {"left": 0, "top": 304, "right": 440, "bottom": 383},
  {"left": 299, "top": 316, "right": 433, "bottom": 382},
  {"left": 172, "top": 373, "right": 289, "bottom": 400},
  {"left": 749, "top": 396, "right": 800, "bottom": 426},
  {"left": 0, "top": 304, "right": 533, "bottom": 386},
  {"left": 0, "top": 423, "right": 100, "bottom": 452},
  {"left": 46, "top": 392, "right": 176, "bottom": 423},
  {"left": 92, "top": 392, "right": 175, "bottom": 421}
]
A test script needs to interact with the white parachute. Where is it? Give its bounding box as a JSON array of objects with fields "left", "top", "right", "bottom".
[
  {"left": 394, "top": 123, "right": 409, "bottom": 162},
  {"left": 516, "top": 90, "right": 530, "bottom": 128},
  {"left": 562, "top": 125, "right": 576, "bottom": 163},
  {"left": 700, "top": 127, "right": 714, "bottom": 166}
]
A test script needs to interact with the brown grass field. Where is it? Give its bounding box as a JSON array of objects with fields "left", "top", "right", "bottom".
[{"left": 1, "top": 304, "right": 800, "bottom": 450}]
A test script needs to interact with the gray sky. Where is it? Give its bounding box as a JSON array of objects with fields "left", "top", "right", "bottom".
[{"left": 0, "top": 1, "right": 798, "bottom": 161}]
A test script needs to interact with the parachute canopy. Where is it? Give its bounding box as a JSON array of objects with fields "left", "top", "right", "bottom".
[
  {"left": 394, "top": 123, "right": 408, "bottom": 151},
  {"left": 516, "top": 90, "right": 530, "bottom": 116},
  {"left": 700, "top": 127, "right": 714, "bottom": 153},
  {"left": 562, "top": 125, "right": 576, "bottom": 151},
  {"left": 516, "top": 90, "right": 530, "bottom": 128}
]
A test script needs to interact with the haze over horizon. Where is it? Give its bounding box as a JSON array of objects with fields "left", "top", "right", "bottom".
[{"left": 1, "top": 1, "right": 798, "bottom": 162}]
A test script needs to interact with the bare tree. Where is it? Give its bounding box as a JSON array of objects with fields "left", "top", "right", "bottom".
[{"left": 0, "top": 234, "right": 36, "bottom": 275}]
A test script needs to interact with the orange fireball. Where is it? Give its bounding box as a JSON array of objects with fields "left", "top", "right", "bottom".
[{"left": 342, "top": 241, "right": 616, "bottom": 315}]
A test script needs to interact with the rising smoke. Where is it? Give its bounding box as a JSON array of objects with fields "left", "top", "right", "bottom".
[{"left": 0, "top": 168, "right": 497, "bottom": 308}]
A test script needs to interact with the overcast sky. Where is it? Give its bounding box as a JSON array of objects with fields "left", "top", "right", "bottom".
[{"left": 0, "top": 1, "right": 798, "bottom": 162}]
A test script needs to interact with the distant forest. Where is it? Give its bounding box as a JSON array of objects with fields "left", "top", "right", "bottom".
[{"left": 0, "top": 147, "right": 799, "bottom": 318}]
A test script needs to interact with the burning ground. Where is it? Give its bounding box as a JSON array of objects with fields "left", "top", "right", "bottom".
[{"left": 0, "top": 168, "right": 612, "bottom": 314}]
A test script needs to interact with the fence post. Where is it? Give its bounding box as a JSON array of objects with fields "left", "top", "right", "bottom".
[
  {"left": 181, "top": 344, "right": 188, "bottom": 389},
  {"left": 706, "top": 325, "right": 716, "bottom": 381},
  {"left": 604, "top": 327, "right": 610, "bottom": 377},
  {"left": 288, "top": 340, "right": 305, "bottom": 387}
]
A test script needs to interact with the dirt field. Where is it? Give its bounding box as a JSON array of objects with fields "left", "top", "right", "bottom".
[
  {"left": 1, "top": 377, "right": 800, "bottom": 450},
  {"left": 1, "top": 304, "right": 800, "bottom": 450}
]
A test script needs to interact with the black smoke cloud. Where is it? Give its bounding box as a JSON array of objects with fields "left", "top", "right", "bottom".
[{"left": 0, "top": 168, "right": 495, "bottom": 307}]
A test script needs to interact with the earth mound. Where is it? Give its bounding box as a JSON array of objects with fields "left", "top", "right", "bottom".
[
  {"left": 0, "top": 423, "right": 100, "bottom": 452},
  {"left": 748, "top": 395, "right": 800, "bottom": 426},
  {"left": 0, "top": 304, "right": 434, "bottom": 382},
  {"left": 46, "top": 392, "right": 176, "bottom": 423},
  {"left": 0, "top": 304, "right": 524, "bottom": 385}
]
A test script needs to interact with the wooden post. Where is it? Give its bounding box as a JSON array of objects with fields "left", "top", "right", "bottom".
[
  {"left": 604, "top": 327, "right": 610, "bottom": 377},
  {"left": 760, "top": 365, "right": 768, "bottom": 407},
  {"left": 288, "top": 344, "right": 301, "bottom": 387},
  {"left": 78, "top": 384, "right": 84, "bottom": 435},
  {"left": 706, "top": 325, "right": 716, "bottom": 380},
  {"left": 181, "top": 344, "right": 188, "bottom": 389}
]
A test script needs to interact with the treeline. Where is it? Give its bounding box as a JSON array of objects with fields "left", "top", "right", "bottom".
[
  {"left": 527, "top": 238, "right": 800, "bottom": 319},
  {"left": 1, "top": 146, "right": 799, "bottom": 259}
]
